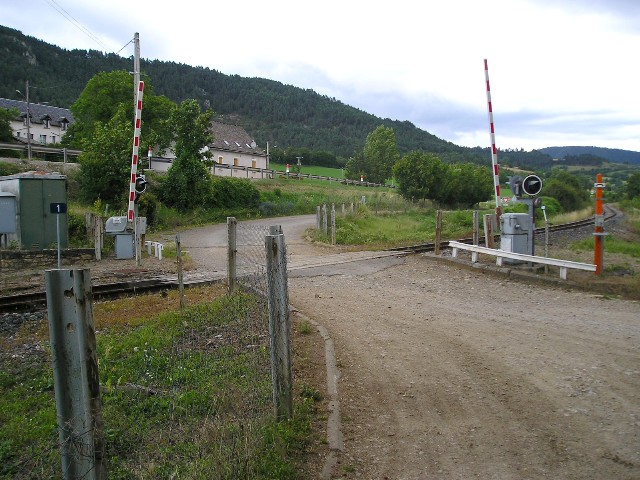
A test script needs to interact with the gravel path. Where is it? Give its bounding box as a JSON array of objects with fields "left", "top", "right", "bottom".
[{"left": 289, "top": 253, "right": 640, "bottom": 479}]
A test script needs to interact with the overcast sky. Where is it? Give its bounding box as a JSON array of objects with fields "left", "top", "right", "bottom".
[{"left": 3, "top": 0, "right": 640, "bottom": 152}]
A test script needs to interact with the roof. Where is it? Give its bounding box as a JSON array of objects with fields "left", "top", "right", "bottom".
[
  {"left": 0, "top": 171, "right": 66, "bottom": 181},
  {"left": 208, "top": 121, "right": 266, "bottom": 156},
  {"left": 0, "top": 98, "right": 74, "bottom": 127}
]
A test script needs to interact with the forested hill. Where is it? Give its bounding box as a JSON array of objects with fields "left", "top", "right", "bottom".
[
  {"left": 539, "top": 146, "right": 640, "bottom": 165},
  {"left": 2, "top": 25, "right": 638, "bottom": 170},
  {"left": 0, "top": 25, "right": 468, "bottom": 160}
]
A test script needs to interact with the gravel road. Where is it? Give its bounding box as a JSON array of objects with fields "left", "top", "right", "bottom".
[{"left": 289, "top": 254, "right": 639, "bottom": 479}]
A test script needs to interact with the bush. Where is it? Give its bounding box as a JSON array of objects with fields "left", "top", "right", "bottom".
[
  {"left": 67, "top": 211, "right": 88, "bottom": 247},
  {"left": 0, "top": 161, "right": 23, "bottom": 176},
  {"left": 137, "top": 192, "right": 159, "bottom": 227},
  {"left": 210, "top": 177, "right": 260, "bottom": 209}
]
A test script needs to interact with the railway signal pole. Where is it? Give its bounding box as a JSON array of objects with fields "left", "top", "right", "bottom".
[{"left": 484, "top": 59, "right": 502, "bottom": 224}]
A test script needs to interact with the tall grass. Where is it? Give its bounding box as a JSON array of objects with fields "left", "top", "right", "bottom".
[
  {"left": 314, "top": 205, "right": 480, "bottom": 248},
  {"left": 0, "top": 289, "right": 317, "bottom": 479}
]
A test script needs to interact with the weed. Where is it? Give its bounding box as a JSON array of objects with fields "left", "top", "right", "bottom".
[{"left": 298, "top": 319, "right": 313, "bottom": 335}]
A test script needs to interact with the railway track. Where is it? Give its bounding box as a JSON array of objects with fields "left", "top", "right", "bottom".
[
  {"left": 391, "top": 204, "right": 617, "bottom": 254},
  {"left": 0, "top": 206, "right": 618, "bottom": 313}
]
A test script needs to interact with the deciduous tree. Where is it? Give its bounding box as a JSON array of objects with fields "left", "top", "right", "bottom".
[{"left": 161, "top": 100, "right": 214, "bottom": 210}]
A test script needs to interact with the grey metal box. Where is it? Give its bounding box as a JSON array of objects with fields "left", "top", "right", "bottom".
[
  {"left": 0, "top": 193, "right": 17, "bottom": 234},
  {"left": 105, "top": 216, "right": 129, "bottom": 233},
  {"left": 114, "top": 233, "right": 135, "bottom": 259}
]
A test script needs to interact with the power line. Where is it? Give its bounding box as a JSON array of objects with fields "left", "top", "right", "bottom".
[{"left": 43, "top": 0, "right": 110, "bottom": 51}]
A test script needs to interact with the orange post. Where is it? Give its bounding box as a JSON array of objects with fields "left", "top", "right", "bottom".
[{"left": 593, "top": 173, "right": 605, "bottom": 275}]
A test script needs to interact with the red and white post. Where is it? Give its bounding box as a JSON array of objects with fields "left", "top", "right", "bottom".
[
  {"left": 127, "top": 81, "right": 145, "bottom": 222},
  {"left": 593, "top": 173, "right": 605, "bottom": 275},
  {"left": 484, "top": 59, "right": 502, "bottom": 223}
]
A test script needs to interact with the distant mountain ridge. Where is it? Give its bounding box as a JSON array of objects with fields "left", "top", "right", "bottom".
[{"left": 539, "top": 146, "right": 640, "bottom": 165}]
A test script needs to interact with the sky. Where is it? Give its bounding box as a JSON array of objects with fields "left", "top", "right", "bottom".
[{"left": 2, "top": 0, "right": 640, "bottom": 152}]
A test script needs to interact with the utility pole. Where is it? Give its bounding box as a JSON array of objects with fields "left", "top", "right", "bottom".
[
  {"left": 133, "top": 33, "right": 140, "bottom": 118},
  {"left": 25, "top": 80, "right": 32, "bottom": 161},
  {"left": 132, "top": 33, "right": 142, "bottom": 266},
  {"left": 16, "top": 80, "right": 32, "bottom": 160}
]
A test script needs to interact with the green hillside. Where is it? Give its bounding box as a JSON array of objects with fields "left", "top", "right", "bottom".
[{"left": 2, "top": 25, "right": 639, "bottom": 171}]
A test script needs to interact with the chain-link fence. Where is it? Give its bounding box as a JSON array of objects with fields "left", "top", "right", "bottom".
[{"left": 4, "top": 220, "right": 293, "bottom": 478}]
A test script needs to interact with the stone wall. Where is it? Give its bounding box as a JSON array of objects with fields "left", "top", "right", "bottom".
[{"left": 0, "top": 248, "right": 94, "bottom": 269}]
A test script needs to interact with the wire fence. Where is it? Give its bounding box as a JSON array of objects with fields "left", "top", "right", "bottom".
[{"left": 3, "top": 220, "right": 292, "bottom": 478}]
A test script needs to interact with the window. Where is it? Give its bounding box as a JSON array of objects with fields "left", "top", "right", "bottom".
[
  {"left": 251, "top": 160, "right": 256, "bottom": 168},
  {"left": 61, "top": 120, "right": 68, "bottom": 131},
  {"left": 218, "top": 156, "right": 223, "bottom": 164},
  {"left": 39, "top": 134, "right": 47, "bottom": 143},
  {"left": 233, "top": 158, "right": 239, "bottom": 166},
  {"left": 44, "top": 118, "right": 50, "bottom": 129}
]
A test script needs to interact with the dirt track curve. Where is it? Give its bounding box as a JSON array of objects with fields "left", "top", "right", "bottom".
[
  {"left": 288, "top": 254, "right": 639, "bottom": 479},
  {"left": 175, "top": 215, "right": 639, "bottom": 479}
]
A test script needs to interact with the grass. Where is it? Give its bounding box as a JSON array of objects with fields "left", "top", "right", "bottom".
[
  {"left": 0, "top": 286, "right": 319, "bottom": 479},
  {"left": 570, "top": 234, "right": 640, "bottom": 258},
  {"left": 312, "top": 205, "right": 484, "bottom": 248},
  {"left": 270, "top": 162, "right": 345, "bottom": 179}
]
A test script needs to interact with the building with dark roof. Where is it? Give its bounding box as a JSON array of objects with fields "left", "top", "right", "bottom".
[
  {"left": 0, "top": 98, "right": 73, "bottom": 145},
  {"left": 148, "top": 121, "right": 269, "bottom": 179}
]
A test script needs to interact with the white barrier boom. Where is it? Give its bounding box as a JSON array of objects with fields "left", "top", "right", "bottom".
[{"left": 448, "top": 241, "right": 596, "bottom": 280}]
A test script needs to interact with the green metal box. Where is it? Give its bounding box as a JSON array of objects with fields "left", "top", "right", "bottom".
[{"left": 0, "top": 171, "right": 68, "bottom": 249}]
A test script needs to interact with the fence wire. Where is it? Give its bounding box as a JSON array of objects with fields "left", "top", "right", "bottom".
[
  {"left": 235, "top": 223, "right": 271, "bottom": 294},
  {"left": 3, "top": 221, "right": 294, "bottom": 478}
]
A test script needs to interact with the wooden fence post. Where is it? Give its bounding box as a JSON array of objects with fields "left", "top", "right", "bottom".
[
  {"left": 472, "top": 210, "right": 479, "bottom": 262},
  {"left": 316, "top": 206, "right": 321, "bottom": 230},
  {"left": 227, "top": 217, "right": 237, "bottom": 293},
  {"left": 176, "top": 233, "right": 185, "bottom": 310},
  {"left": 45, "top": 269, "right": 106, "bottom": 480},
  {"left": 484, "top": 214, "right": 496, "bottom": 249},
  {"left": 322, "top": 204, "right": 328, "bottom": 236},
  {"left": 434, "top": 210, "right": 442, "bottom": 255},
  {"left": 331, "top": 204, "right": 336, "bottom": 245},
  {"left": 265, "top": 233, "right": 293, "bottom": 420},
  {"left": 93, "top": 216, "right": 103, "bottom": 261}
]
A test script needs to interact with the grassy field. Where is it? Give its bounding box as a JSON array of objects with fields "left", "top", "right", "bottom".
[{"left": 270, "top": 162, "right": 345, "bottom": 178}]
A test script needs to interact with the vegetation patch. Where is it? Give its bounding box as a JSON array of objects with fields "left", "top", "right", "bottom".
[{"left": 0, "top": 287, "right": 320, "bottom": 479}]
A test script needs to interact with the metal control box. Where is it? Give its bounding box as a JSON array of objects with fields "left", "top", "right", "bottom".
[
  {"left": 0, "top": 172, "right": 68, "bottom": 249},
  {"left": 105, "top": 216, "right": 134, "bottom": 259},
  {"left": 500, "top": 213, "right": 530, "bottom": 262},
  {"left": 0, "top": 192, "right": 17, "bottom": 234}
]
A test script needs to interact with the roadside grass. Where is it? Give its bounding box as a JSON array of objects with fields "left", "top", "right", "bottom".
[
  {"left": 0, "top": 286, "right": 319, "bottom": 479},
  {"left": 548, "top": 206, "right": 594, "bottom": 225},
  {"left": 314, "top": 206, "right": 484, "bottom": 248},
  {"left": 570, "top": 234, "right": 640, "bottom": 260}
]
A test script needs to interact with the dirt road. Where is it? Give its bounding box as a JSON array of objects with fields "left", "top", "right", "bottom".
[{"left": 289, "top": 254, "right": 640, "bottom": 479}]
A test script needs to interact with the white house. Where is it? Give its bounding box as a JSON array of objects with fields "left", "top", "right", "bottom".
[
  {"left": 148, "top": 121, "right": 269, "bottom": 179},
  {"left": 0, "top": 98, "right": 73, "bottom": 145}
]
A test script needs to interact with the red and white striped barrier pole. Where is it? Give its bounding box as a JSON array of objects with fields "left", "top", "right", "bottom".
[
  {"left": 127, "top": 81, "right": 145, "bottom": 222},
  {"left": 484, "top": 59, "right": 502, "bottom": 223}
]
